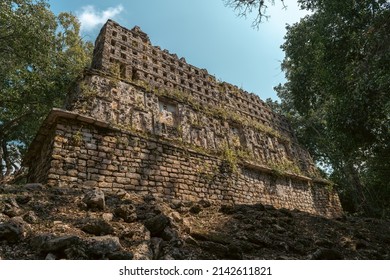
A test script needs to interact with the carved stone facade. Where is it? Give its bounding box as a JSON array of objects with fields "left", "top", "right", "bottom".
[{"left": 25, "top": 20, "right": 342, "bottom": 217}]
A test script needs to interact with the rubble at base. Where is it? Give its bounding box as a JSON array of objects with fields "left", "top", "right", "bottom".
[{"left": 0, "top": 183, "right": 389, "bottom": 260}]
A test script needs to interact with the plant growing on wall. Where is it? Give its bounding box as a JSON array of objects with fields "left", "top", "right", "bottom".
[
  {"left": 221, "top": 144, "right": 238, "bottom": 174},
  {"left": 71, "top": 129, "right": 84, "bottom": 146}
]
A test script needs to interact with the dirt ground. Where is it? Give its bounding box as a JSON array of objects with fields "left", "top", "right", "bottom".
[{"left": 0, "top": 183, "right": 389, "bottom": 260}]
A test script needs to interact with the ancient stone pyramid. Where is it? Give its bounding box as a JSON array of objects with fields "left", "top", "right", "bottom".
[{"left": 25, "top": 20, "right": 342, "bottom": 217}]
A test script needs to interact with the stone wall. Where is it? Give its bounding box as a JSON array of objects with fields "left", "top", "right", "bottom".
[
  {"left": 25, "top": 20, "right": 343, "bottom": 218},
  {"left": 31, "top": 112, "right": 341, "bottom": 218},
  {"left": 91, "top": 20, "right": 293, "bottom": 140},
  {"left": 67, "top": 73, "right": 318, "bottom": 176},
  {"left": 26, "top": 127, "right": 56, "bottom": 184}
]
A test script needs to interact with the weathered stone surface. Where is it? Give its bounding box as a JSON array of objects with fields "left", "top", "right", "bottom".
[
  {"left": 150, "top": 237, "right": 163, "bottom": 259},
  {"left": 30, "top": 234, "right": 53, "bottom": 250},
  {"left": 189, "top": 205, "right": 202, "bottom": 214},
  {"left": 114, "top": 204, "right": 137, "bottom": 223},
  {"left": 227, "top": 243, "right": 244, "bottom": 260},
  {"left": 198, "top": 199, "right": 212, "bottom": 208},
  {"left": 161, "top": 227, "right": 179, "bottom": 242},
  {"left": 79, "top": 218, "right": 114, "bottom": 235},
  {"left": 40, "top": 235, "right": 80, "bottom": 253},
  {"left": 16, "top": 194, "right": 32, "bottom": 205},
  {"left": 23, "top": 20, "right": 343, "bottom": 219},
  {"left": 144, "top": 214, "right": 170, "bottom": 236},
  {"left": 132, "top": 241, "right": 153, "bottom": 260},
  {"left": 0, "top": 213, "right": 9, "bottom": 223},
  {"left": 106, "top": 250, "right": 133, "bottom": 260},
  {"left": 45, "top": 253, "right": 57, "bottom": 260},
  {"left": 200, "top": 241, "right": 229, "bottom": 258},
  {"left": 0, "top": 184, "right": 388, "bottom": 260},
  {"left": 24, "top": 183, "right": 44, "bottom": 191},
  {"left": 3, "top": 198, "right": 23, "bottom": 217},
  {"left": 23, "top": 211, "right": 39, "bottom": 224},
  {"left": 121, "top": 223, "right": 150, "bottom": 241},
  {"left": 309, "top": 248, "right": 344, "bottom": 260},
  {"left": 102, "top": 213, "right": 114, "bottom": 222},
  {"left": 85, "top": 235, "right": 122, "bottom": 257},
  {"left": 0, "top": 217, "right": 30, "bottom": 243},
  {"left": 83, "top": 188, "right": 105, "bottom": 210}
]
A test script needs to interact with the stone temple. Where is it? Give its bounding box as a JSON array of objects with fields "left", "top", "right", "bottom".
[{"left": 24, "top": 20, "right": 342, "bottom": 217}]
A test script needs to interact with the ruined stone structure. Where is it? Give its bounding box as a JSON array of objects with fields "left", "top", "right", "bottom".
[{"left": 25, "top": 20, "right": 342, "bottom": 217}]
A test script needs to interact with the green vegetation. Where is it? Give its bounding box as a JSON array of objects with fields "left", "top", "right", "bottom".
[
  {"left": 275, "top": 0, "right": 390, "bottom": 216},
  {"left": 228, "top": 0, "right": 390, "bottom": 216},
  {"left": 115, "top": 135, "right": 129, "bottom": 147},
  {"left": 107, "top": 63, "right": 121, "bottom": 87},
  {"left": 71, "top": 129, "right": 84, "bottom": 147},
  {"left": 150, "top": 87, "right": 287, "bottom": 141},
  {"left": 269, "top": 159, "right": 302, "bottom": 176},
  {"left": 221, "top": 144, "right": 239, "bottom": 174},
  {"left": 0, "top": 0, "right": 93, "bottom": 179},
  {"left": 110, "top": 79, "right": 306, "bottom": 179},
  {"left": 79, "top": 81, "right": 98, "bottom": 100}
]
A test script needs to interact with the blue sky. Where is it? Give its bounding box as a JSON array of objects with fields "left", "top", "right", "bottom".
[{"left": 48, "top": 0, "right": 308, "bottom": 101}]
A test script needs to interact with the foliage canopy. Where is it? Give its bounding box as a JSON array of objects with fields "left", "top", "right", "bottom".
[
  {"left": 0, "top": 0, "right": 93, "bottom": 179},
  {"left": 228, "top": 0, "right": 390, "bottom": 216},
  {"left": 276, "top": 0, "right": 390, "bottom": 216}
]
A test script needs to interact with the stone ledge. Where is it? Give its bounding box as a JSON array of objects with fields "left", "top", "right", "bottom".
[{"left": 25, "top": 108, "right": 331, "bottom": 187}]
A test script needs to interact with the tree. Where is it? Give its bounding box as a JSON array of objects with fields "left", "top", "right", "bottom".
[
  {"left": 224, "top": 0, "right": 286, "bottom": 27},
  {"left": 227, "top": 0, "right": 390, "bottom": 216},
  {"left": 0, "top": 0, "right": 93, "bottom": 180},
  {"left": 275, "top": 0, "right": 390, "bottom": 216}
]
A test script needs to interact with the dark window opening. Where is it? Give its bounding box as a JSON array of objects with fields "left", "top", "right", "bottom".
[
  {"left": 120, "top": 64, "right": 126, "bottom": 79},
  {"left": 132, "top": 68, "right": 139, "bottom": 80}
]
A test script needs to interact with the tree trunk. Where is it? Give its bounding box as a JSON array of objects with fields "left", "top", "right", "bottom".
[
  {"left": 0, "top": 144, "right": 4, "bottom": 181},
  {"left": 344, "top": 162, "right": 368, "bottom": 213},
  {"left": 1, "top": 140, "right": 12, "bottom": 177}
]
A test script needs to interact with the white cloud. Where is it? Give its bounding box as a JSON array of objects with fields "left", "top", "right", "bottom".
[{"left": 77, "top": 5, "right": 124, "bottom": 31}]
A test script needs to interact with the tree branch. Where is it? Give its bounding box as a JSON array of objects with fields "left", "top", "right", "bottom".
[{"left": 224, "top": 0, "right": 286, "bottom": 28}]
